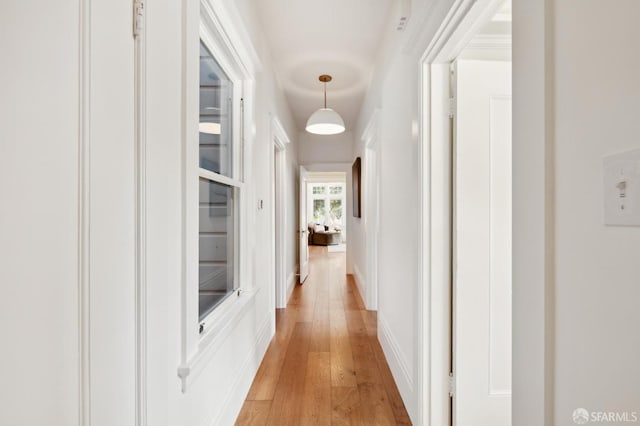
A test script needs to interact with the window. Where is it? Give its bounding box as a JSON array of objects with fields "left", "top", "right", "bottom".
[
  {"left": 178, "top": 0, "right": 257, "bottom": 391},
  {"left": 313, "top": 199, "right": 326, "bottom": 223},
  {"left": 308, "top": 182, "right": 346, "bottom": 229},
  {"left": 312, "top": 185, "right": 325, "bottom": 195},
  {"left": 199, "top": 42, "right": 233, "bottom": 177},
  {"left": 329, "top": 185, "right": 342, "bottom": 195},
  {"left": 330, "top": 199, "right": 343, "bottom": 220},
  {"left": 197, "top": 40, "right": 242, "bottom": 322}
]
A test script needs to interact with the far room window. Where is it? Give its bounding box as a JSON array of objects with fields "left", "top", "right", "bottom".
[
  {"left": 309, "top": 183, "right": 346, "bottom": 229},
  {"left": 312, "top": 185, "right": 325, "bottom": 195},
  {"left": 197, "top": 40, "right": 242, "bottom": 322}
]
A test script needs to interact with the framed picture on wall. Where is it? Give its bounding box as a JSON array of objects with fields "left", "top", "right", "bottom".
[{"left": 352, "top": 157, "right": 361, "bottom": 218}]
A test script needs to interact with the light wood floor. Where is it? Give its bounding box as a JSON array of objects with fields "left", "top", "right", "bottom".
[{"left": 236, "top": 246, "right": 412, "bottom": 425}]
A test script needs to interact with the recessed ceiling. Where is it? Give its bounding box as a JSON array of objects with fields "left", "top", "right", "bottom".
[{"left": 253, "top": 0, "right": 396, "bottom": 132}]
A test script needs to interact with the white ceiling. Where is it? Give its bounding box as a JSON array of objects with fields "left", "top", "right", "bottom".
[{"left": 253, "top": 0, "right": 396, "bottom": 132}]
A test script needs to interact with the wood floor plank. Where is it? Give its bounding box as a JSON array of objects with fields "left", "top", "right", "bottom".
[
  {"left": 295, "top": 305, "right": 316, "bottom": 323},
  {"left": 265, "top": 322, "right": 312, "bottom": 425},
  {"left": 246, "top": 309, "right": 298, "bottom": 400},
  {"left": 345, "top": 309, "right": 368, "bottom": 337},
  {"left": 350, "top": 334, "right": 384, "bottom": 386},
  {"left": 361, "top": 310, "right": 377, "bottom": 337},
  {"left": 358, "top": 382, "right": 397, "bottom": 425},
  {"left": 331, "top": 386, "right": 363, "bottom": 425},
  {"left": 237, "top": 245, "right": 412, "bottom": 425},
  {"left": 235, "top": 400, "right": 272, "bottom": 426},
  {"left": 343, "top": 275, "right": 366, "bottom": 311},
  {"left": 330, "top": 308, "right": 358, "bottom": 387},
  {"left": 309, "top": 276, "right": 330, "bottom": 352},
  {"left": 300, "top": 352, "right": 332, "bottom": 425}
]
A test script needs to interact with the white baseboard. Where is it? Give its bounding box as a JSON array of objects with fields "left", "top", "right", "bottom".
[
  {"left": 210, "top": 316, "right": 272, "bottom": 426},
  {"left": 378, "top": 313, "right": 414, "bottom": 416},
  {"left": 352, "top": 263, "right": 366, "bottom": 308},
  {"left": 286, "top": 269, "right": 296, "bottom": 304}
]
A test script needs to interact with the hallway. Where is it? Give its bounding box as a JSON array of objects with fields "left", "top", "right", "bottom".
[{"left": 236, "top": 246, "right": 411, "bottom": 425}]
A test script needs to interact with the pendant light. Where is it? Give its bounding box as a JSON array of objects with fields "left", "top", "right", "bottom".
[{"left": 305, "top": 74, "right": 345, "bottom": 135}]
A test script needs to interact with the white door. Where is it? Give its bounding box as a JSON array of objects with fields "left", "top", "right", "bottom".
[
  {"left": 299, "top": 166, "right": 309, "bottom": 283},
  {"left": 453, "top": 59, "right": 512, "bottom": 426}
]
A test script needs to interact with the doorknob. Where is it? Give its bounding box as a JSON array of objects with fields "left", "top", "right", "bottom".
[{"left": 301, "top": 229, "right": 306, "bottom": 234}]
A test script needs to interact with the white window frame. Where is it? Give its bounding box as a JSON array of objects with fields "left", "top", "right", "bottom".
[
  {"left": 177, "top": 0, "right": 259, "bottom": 392},
  {"left": 196, "top": 30, "right": 244, "bottom": 333},
  {"left": 308, "top": 183, "right": 346, "bottom": 227}
]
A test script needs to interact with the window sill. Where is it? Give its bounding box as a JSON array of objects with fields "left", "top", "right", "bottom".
[{"left": 177, "top": 287, "right": 259, "bottom": 392}]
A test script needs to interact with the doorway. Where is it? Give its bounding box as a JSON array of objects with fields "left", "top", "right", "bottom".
[
  {"left": 298, "top": 169, "right": 349, "bottom": 284},
  {"left": 421, "top": 0, "right": 512, "bottom": 424},
  {"left": 271, "top": 117, "right": 289, "bottom": 308},
  {"left": 363, "top": 111, "right": 380, "bottom": 310},
  {"left": 306, "top": 172, "right": 347, "bottom": 253}
]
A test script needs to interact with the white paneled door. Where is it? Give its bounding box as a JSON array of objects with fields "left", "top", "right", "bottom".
[
  {"left": 453, "top": 59, "right": 512, "bottom": 426},
  {"left": 299, "top": 166, "right": 310, "bottom": 283}
]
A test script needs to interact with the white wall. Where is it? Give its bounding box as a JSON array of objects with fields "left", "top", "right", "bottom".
[
  {"left": 0, "top": 2, "right": 80, "bottom": 425},
  {"left": 298, "top": 130, "right": 355, "bottom": 164},
  {"left": 513, "top": 0, "right": 640, "bottom": 423},
  {"left": 512, "top": 0, "right": 552, "bottom": 424},
  {"left": 550, "top": 0, "right": 640, "bottom": 423}
]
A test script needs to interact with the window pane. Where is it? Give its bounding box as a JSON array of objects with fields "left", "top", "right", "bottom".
[
  {"left": 199, "top": 178, "right": 235, "bottom": 320},
  {"left": 329, "top": 185, "right": 342, "bottom": 195},
  {"left": 199, "top": 41, "right": 233, "bottom": 177},
  {"left": 312, "top": 186, "right": 325, "bottom": 195},
  {"left": 313, "top": 199, "right": 326, "bottom": 223},
  {"left": 330, "top": 199, "right": 343, "bottom": 221}
]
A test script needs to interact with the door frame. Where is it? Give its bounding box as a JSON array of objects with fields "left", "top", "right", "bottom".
[
  {"left": 418, "top": 0, "right": 527, "bottom": 424},
  {"left": 271, "top": 116, "right": 290, "bottom": 309},
  {"left": 362, "top": 110, "right": 381, "bottom": 310}
]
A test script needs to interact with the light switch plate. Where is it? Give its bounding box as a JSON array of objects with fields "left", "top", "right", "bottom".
[{"left": 603, "top": 148, "right": 640, "bottom": 226}]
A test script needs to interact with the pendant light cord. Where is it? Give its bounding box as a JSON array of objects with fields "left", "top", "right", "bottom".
[{"left": 323, "top": 82, "right": 327, "bottom": 108}]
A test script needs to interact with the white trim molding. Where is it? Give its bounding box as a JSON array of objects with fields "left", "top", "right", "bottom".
[
  {"left": 379, "top": 313, "right": 414, "bottom": 397},
  {"left": 418, "top": 1, "right": 513, "bottom": 425},
  {"left": 178, "top": 289, "right": 260, "bottom": 391},
  {"left": 361, "top": 109, "right": 381, "bottom": 311},
  {"left": 420, "top": 0, "right": 506, "bottom": 64},
  {"left": 78, "top": 0, "right": 91, "bottom": 424},
  {"left": 271, "top": 116, "right": 290, "bottom": 149},
  {"left": 134, "top": 3, "right": 148, "bottom": 424},
  {"left": 466, "top": 34, "right": 512, "bottom": 51},
  {"left": 352, "top": 264, "right": 366, "bottom": 310},
  {"left": 361, "top": 108, "right": 381, "bottom": 148},
  {"left": 208, "top": 315, "right": 272, "bottom": 425},
  {"left": 200, "top": 0, "right": 261, "bottom": 78},
  {"left": 286, "top": 270, "right": 296, "bottom": 305},
  {"left": 271, "top": 116, "right": 290, "bottom": 309}
]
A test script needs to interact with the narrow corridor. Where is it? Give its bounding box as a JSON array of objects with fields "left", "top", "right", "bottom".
[{"left": 236, "top": 246, "right": 411, "bottom": 425}]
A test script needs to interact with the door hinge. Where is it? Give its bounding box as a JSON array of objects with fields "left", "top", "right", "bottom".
[
  {"left": 448, "top": 372, "right": 455, "bottom": 397},
  {"left": 133, "top": 0, "right": 144, "bottom": 38},
  {"left": 448, "top": 97, "right": 456, "bottom": 118}
]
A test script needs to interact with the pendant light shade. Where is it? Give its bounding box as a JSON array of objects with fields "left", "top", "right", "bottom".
[
  {"left": 306, "top": 108, "right": 345, "bottom": 135},
  {"left": 306, "top": 75, "right": 345, "bottom": 135}
]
